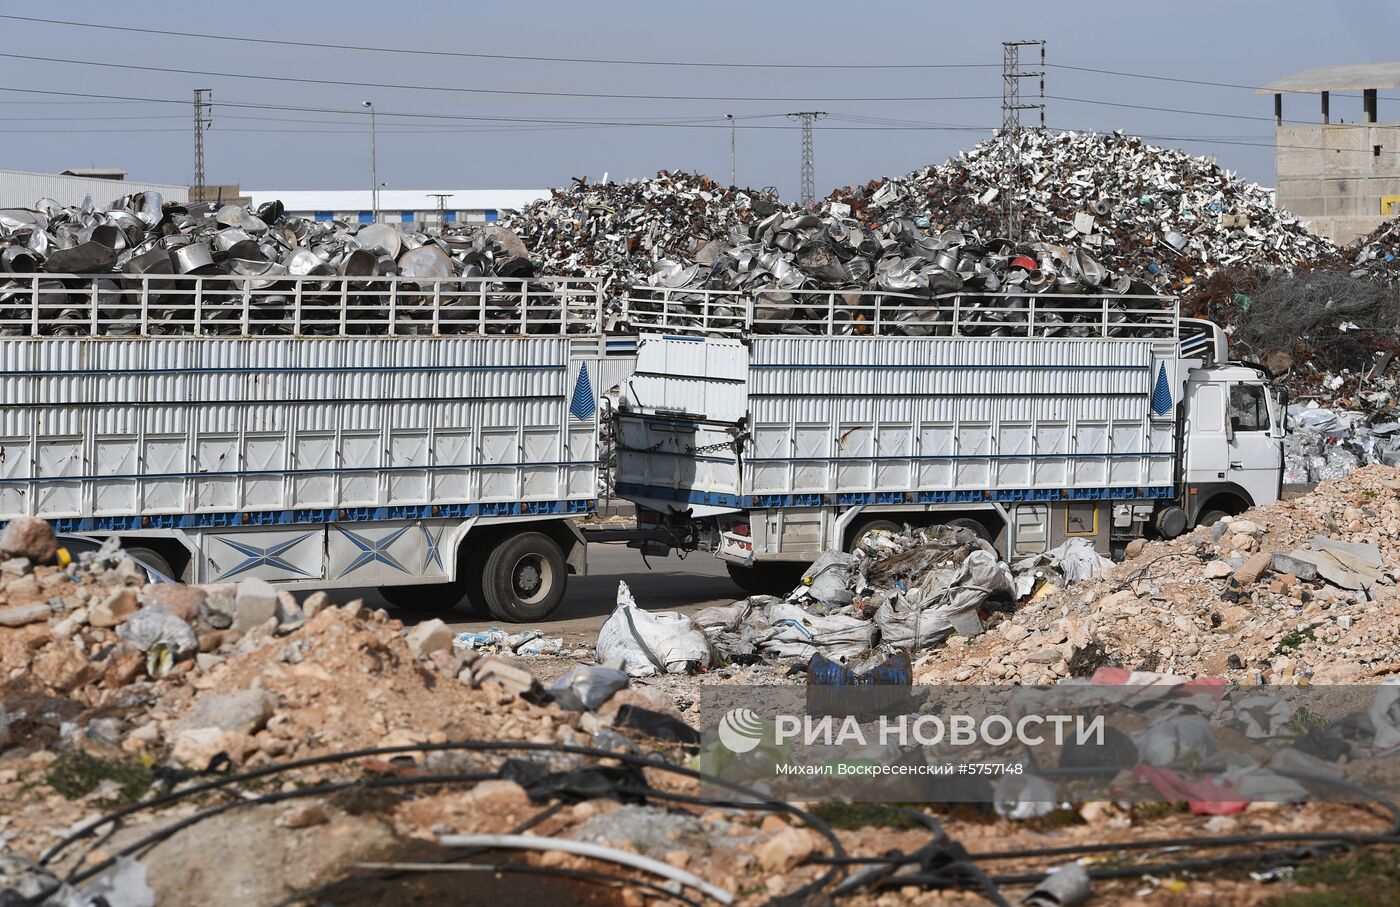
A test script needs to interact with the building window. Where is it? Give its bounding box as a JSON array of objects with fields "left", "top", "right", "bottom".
[
  {"left": 1376, "top": 145, "right": 1383, "bottom": 157},
  {"left": 442, "top": 211, "right": 457, "bottom": 223},
  {"left": 358, "top": 211, "right": 373, "bottom": 224},
  {"left": 314, "top": 211, "right": 333, "bottom": 222},
  {"left": 484, "top": 210, "right": 499, "bottom": 223},
  {"left": 401, "top": 210, "right": 415, "bottom": 223}
]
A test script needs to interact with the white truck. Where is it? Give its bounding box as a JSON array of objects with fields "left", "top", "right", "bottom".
[
  {"left": 0, "top": 273, "right": 634, "bottom": 620},
  {"left": 613, "top": 288, "right": 1284, "bottom": 591}
]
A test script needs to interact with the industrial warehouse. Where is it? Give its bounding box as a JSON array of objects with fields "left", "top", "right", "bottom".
[{"left": 3, "top": 6, "right": 1400, "bottom": 907}]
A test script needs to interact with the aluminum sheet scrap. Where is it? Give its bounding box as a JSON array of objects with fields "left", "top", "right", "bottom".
[{"left": 0, "top": 193, "right": 559, "bottom": 334}]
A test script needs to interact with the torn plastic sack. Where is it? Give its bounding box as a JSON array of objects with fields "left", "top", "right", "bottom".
[
  {"left": 550, "top": 665, "right": 629, "bottom": 711},
  {"left": 875, "top": 549, "right": 1013, "bottom": 649},
  {"left": 1132, "top": 714, "right": 1215, "bottom": 767},
  {"left": 1023, "top": 863, "right": 1091, "bottom": 907},
  {"left": 1012, "top": 538, "right": 1114, "bottom": 598},
  {"left": 596, "top": 581, "right": 712, "bottom": 676},
  {"left": 798, "top": 550, "right": 856, "bottom": 606},
  {"left": 757, "top": 600, "right": 876, "bottom": 660},
  {"left": 693, "top": 598, "right": 768, "bottom": 663}
]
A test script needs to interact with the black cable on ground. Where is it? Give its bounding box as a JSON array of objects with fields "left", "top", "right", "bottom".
[{"left": 40, "top": 739, "right": 847, "bottom": 903}]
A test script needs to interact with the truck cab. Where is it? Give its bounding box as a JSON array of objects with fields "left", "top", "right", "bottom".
[{"left": 1182, "top": 363, "right": 1284, "bottom": 525}]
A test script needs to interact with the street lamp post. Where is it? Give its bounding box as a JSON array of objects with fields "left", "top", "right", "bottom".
[{"left": 362, "top": 100, "right": 377, "bottom": 222}]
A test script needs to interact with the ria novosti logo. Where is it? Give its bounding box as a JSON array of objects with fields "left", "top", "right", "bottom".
[{"left": 716, "top": 707, "right": 767, "bottom": 753}]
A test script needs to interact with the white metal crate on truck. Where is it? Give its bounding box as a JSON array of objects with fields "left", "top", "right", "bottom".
[
  {"left": 612, "top": 287, "right": 1284, "bottom": 592},
  {"left": 0, "top": 273, "right": 636, "bottom": 621}
]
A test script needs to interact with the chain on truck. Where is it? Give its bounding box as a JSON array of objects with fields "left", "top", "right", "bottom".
[
  {"left": 611, "top": 286, "right": 1285, "bottom": 593},
  {"left": 0, "top": 273, "right": 636, "bottom": 621}
]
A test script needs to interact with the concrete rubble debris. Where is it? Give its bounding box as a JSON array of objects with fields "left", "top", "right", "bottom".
[{"left": 914, "top": 466, "right": 1400, "bottom": 686}]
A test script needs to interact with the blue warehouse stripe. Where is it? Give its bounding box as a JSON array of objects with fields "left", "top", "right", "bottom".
[{"left": 750, "top": 363, "right": 1149, "bottom": 371}]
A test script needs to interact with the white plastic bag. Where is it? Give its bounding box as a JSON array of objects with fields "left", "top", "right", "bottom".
[{"left": 596, "top": 581, "right": 712, "bottom": 676}]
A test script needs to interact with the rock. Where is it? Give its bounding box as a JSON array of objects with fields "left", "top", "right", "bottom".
[
  {"left": 4, "top": 573, "right": 40, "bottom": 599},
  {"left": 1097, "top": 589, "right": 1137, "bottom": 609},
  {"left": 101, "top": 645, "right": 145, "bottom": 688},
  {"left": 1204, "top": 560, "right": 1234, "bottom": 579},
  {"left": 1230, "top": 519, "right": 1265, "bottom": 536},
  {"left": 171, "top": 727, "right": 252, "bottom": 769},
  {"left": 301, "top": 591, "right": 329, "bottom": 619},
  {"left": 176, "top": 689, "right": 278, "bottom": 735},
  {"left": 32, "top": 644, "right": 97, "bottom": 693},
  {"left": 405, "top": 618, "right": 452, "bottom": 659},
  {"left": 140, "top": 584, "right": 206, "bottom": 621},
  {"left": 1001, "top": 623, "right": 1030, "bottom": 643},
  {"left": 276, "top": 802, "right": 330, "bottom": 829},
  {"left": 0, "top": 516, "right": 57, "bottom": 564},
  {"left": 195, "top": 653, "right": 225, "bottom": 673},
  {"left": 1232, "top": 552, "right": 1273, "bottom": 587},
  {"left": 1024, "top": 647, "right": 1061, "bottom": 664},
  {"left": 1227, "top": 533, "right": 1257, "bottom": 552},
  {"left": 52, "top": 607, "right": 89, "bottom": 637},
  {"left": 232, "top": 579, "right": 278, "bottom": 632},
  {"left": 117, "top": 608, "right": 198, "bottom": 657},
  {"left": 1, "top": 557, "right": 30, "bottom": 575},
  {"left": 1124, "top": 538, "right": 1147, "bottom": 558},
  {"left": 0, "top": 601, "right": 52, "bottom": 627},
  {"left": 274, "top": 591, "right": 306, "bottom": 633},
  {"left": 428, "top": 649, "right": 465, "bottom": 677},
  {"left": 471, "top": 656, "right": 539, "bottom": 696},
  {"left": 89, "top": 588, "right": 139, "bottom": 628},
  {"left": 757, "top": 827, "right": 817, "bottom": 873}
]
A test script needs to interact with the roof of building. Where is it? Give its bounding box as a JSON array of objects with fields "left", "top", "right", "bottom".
[
  {"left": 242, "top": 188, "right": 549, "bottom": 212},
  {"left": 0, "top": 168, "right": 188, "bottom": 209},
  {"left": 58, "top": 168, "right": 127, "bottom": 179},
  {"left": 1258, "top": 63, "right": 1400, "bottom": 94}
]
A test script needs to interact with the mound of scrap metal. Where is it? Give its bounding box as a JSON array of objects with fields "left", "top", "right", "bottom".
[{"left": 826, "top": 130, "right": 1334, "bottom": 296}]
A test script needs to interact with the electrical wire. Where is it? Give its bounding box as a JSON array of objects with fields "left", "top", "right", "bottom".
[
  {"left": 1047, "top": 62, "right": 1400, "bottom": 102},
  {"left": 0, "top": 15, "right": 994, "bottom": 71},
  {"left": 0, "top": 51, "right": 999, "bottom": 103}
]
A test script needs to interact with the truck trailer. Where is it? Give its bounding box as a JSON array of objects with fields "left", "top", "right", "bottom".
[
  {"left": 0, "top": 273, "right": 633, "bottom": 621},
  {"left": 613, "top": 288, "right": 1284, "bottom": 591}
]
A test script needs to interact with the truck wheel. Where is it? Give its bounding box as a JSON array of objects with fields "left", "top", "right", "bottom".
[
  {"left": 379, "top": 578, "right": 484, "bottom": 616},
  {"left": 482, "top": 532, "right": 567, "bottom": 623},
  {"left": 1196, "top": 509, "right": 1229, "bottom": 528},
  {"left": 945, "top": 517, "right": 993, "bottom": 543},
  {"left": 124, "top": 546, "right": 177, "bottom": 582},
  {"left": 848, "top": 519, "right": 904, "bottom": 552},
  {"left": 726, "top": 562, "right": 806, "bottom": 596}
]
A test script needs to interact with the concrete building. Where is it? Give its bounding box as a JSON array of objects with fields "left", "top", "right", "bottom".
[
  {"left": 241, "top": 189, "right": 548, "bottom": 231},
  {"left": 1263, "top": 63, "right": 1400, "bottom": 243},
  {"left": 0, "top": 167, "right": 188, "bottom": 209}
]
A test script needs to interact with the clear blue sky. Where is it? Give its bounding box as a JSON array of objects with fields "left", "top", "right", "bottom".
[{"left": 0, "top": 1, "right": 1394, "bottom": 200}]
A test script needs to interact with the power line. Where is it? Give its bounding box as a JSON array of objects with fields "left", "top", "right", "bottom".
[
  {"left": 0, "top": 51, "right": 999, "bottom": 103},
  {"left": 0, "top": 14, "right": 998, "bottom": 71},
  {"left": 1047, "top": 62, "right": 1400, "bottom": 102}
]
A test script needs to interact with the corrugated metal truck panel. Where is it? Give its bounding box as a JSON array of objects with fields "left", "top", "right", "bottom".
[{"left": 0, "top": 335, "right": 614, "bottom": 525}]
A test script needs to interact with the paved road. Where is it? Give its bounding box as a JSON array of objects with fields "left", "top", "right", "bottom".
[{"left": 330, "top": 542, "right": 742, "bottom": 645}]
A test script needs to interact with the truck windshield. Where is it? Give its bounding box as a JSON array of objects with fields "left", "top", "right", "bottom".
[{"left": 1229, "top": 384, "right": 1269, "bottom": 432}]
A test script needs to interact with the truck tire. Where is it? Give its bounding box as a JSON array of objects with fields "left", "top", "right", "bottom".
[
  {"left": 379, "top": 577, "right": 485, "bottom": 616},
  {"left": 945, "top": 517, "right": 993, "bottom": 543},
  {"left": 481, "top": 531, "right": 567, "bottom": 623},
  {"left": 123, "top": 546, "right": 176, "bottom": 582},
  {"left": 848, "top": 519, "right": 904, "bottom": 552},
  {"left": 726, "top": 562, "right": 807, "bottom": 596}
]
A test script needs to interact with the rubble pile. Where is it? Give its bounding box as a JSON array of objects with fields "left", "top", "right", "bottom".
[
  {"left": 826, "top": 130, "right": 1334, "bottom": 297},
  {"left": 914, "top": 466, "right": 1400, "bottom": 686}
]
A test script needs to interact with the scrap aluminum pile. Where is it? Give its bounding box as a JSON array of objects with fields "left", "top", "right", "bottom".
[
  {"left": 825, "top": 130, "right": 1334, "bottom": 296},
  {"left": 0, "top": 194, "right": 570, "bottom": 335},
  {"left": 598, "top": 527, "right": 1114, "bottom": 676},
  {"left": 505, "top": 169, "right": 779, "bottom": 287},
  {"left": 1284, "top": 402, "right": 1400, "bottom": 484}
]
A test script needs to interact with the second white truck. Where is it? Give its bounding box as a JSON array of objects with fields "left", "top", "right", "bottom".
[{"left": 613, "top": 288, "right": 1284, "bottom": 590}]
